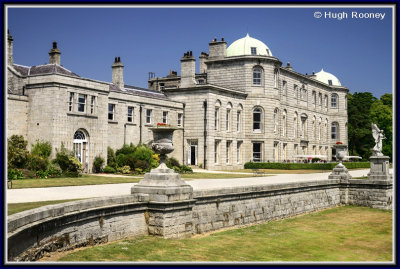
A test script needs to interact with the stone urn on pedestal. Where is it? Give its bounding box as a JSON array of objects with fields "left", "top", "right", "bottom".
[
  {"left": 329, "top": 143, "right": 352, "bottom": 180},
  {"left": 131, "top": 126, "right": 193, "bottom": 202}
]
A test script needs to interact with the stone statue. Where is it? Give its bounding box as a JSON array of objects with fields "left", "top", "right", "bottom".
[{"left": 371, "top": 123, "right": 385, "bottom": 156}]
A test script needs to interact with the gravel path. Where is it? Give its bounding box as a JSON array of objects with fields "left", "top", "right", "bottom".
[{"left": 6, "top": 169, "right": 375, "bottom": 203}]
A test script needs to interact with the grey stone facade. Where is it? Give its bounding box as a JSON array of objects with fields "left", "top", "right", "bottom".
[
  {"left": 149, "top": 35, "right": 349, "bottom": 170},
  {"left": 6, "top": 33, "right": 184, "bottom": 172}
]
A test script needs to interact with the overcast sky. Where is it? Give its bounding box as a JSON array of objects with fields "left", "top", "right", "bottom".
[{"left": 7, "top": 5, "right": 393, "bottom": 98}]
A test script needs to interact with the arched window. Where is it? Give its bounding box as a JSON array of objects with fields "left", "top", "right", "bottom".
[
  {"left": 324, "top": 95, "right": 328, "bottom": 108},
  {"left": 226, "top": 102, "right": 232, "bottom": 131},
  {"left": 312, "top": 91, "right": 316, "bottom": 105},
  {"left": 301, "top": 114, "right": 308, "bottom": 138},
  {"left": 312, "top": 116, "right": 316, "bottom": 140},
  {"left": 282, "top": 110, "right": 287, "bottom": 137},
  {"left": 253, "top": 67, "right": 262, "bottom": 85},
  {"left": 294, "top": 85, "right": 298, "bottom": 99},
  {"left": 273, "top": 108, "right": 279, "bottom": 134},
  {"left": 237, "top": 104, "right": 243, "bottom": 132},
  {"left": 274, "top": 69, "right": 279, "bottom": 88},
  {"left": 331, "top": 122, "right": 339, "bottom": 140},
  {"left": 253, "top": 107, "right": 262, "bottom": 132},
  {"left": 318, "top": 118, "right": 322, "bottom": 141},
  {"left": 318, "top": 93, "right": 322, "bottom": 106},
  {"left": 325, "top": 119, "right": 328, "bottom": 141},
  {"left": 73, "top": 129, "right": 89, "bottom": 171},
  {"left": 214, "top": 100, "right": 221, "bottom": 131},
  {"left": 331, "top": 94, "right": 338, "bottom": 108},
  {"left": 294, "top": 112, "right": 298, "bottom": 138}
]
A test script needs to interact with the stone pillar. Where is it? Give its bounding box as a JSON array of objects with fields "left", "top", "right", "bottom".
[
  {"left": 8, "top": 30, "right": 13, "bottom": 66},
  {"left": 180, "top": 51, "right": 196, "bottom": 88},
  {"left": 112, "top": 57, "right": 124, "bottom": 89},
  {"left": 131, "top": 127, "right": 194, "bottom": 238},
  {"left": 199, "top": 52, "right": 208, "bottom": 74},
  {"left": 208, "top": 37, "right": 227, "bottom": 58},
  {"left": 368, "top": 156, "right": 392, "bottom": 181},
  {"left": 49, "top": 42, "right": 61, "bottom": 65}
]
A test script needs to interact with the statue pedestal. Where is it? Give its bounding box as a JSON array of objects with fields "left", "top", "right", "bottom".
[
  {"left": 328, "top": 163, "right": 352, "bottom": 180},
  {"left": 131, "top": 163, "right": 193, "bottom": 202},
  {"left": 368, "top": 156, "right": 392, "bottom": 181}
]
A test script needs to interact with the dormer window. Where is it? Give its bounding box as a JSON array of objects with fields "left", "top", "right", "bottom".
[
  {"left": 251, "top": 47, "right": 257, "bottom": 55},
  {"left": 266, "top": 49, "right": 270, "bottom": 56},
  {"left": 328, "top": 80, "right": 333, "bottom": 86}
]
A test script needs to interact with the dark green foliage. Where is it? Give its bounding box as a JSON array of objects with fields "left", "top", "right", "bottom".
[
  {"left": 46, "top": 163, "right": 62, "bottom": 178},
  {"left": 7, "top": 135, "right": 29, "bottom": 168},
  {"left": 27, "top": 154, "right": 48, "bottom": 172},
  {"left": 35, "top": 170, "right": 49, "bottom": 179},
  {"left": 103, "top": 166, "right": 116, "bottom": 173},
  {"left": 180, "top": 165, "right": 193, "bottom": 174},
  {"left": 134, "top": 159, "right": 150, "bottom": 172},
  {"left": 31, "top": 140, "right": 52, "bottom": 159},
  {"left": 370, "top": 94, "right": 392, "bottom": 161},
  {"left": 8, "top": 168, "right": 23, "bottom": 180},
  {"left": 132, "top": 145, "right": 154, "bottom": 165},
  {"left": 115, "top": 143, "right": 136, "bottom": 156},
  {"left": 92, "top": 155, "right": 105, "bottom": 173},
  {"left": 53, "top": 143, "right": 82, "bottom": 177},
  {"left": 166, "top": 157, "right": 181, "bottom": 169},
  {"left": 311, "top": 158, "right": 321, "bottom": 163},
  {"left": 244, "top": 162, "right": 370, "bottom": 170},
  {"left": 107, "top": 147, "right": 117, "bottom": 169}
]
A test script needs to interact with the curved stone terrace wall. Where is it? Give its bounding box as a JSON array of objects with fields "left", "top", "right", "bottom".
[{"left": 7, "top": 179, "right": 392, "bottom": 262}]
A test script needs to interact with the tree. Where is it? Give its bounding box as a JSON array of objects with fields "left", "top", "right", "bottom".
[
  {"left": 347, "top": 92, "right": 377, "bottom": 160},
  {"left": 7, "top": 135, "right": 28, "bottom": 168},
  {"left": 369, "top": 94, "right": 392, "bottom": 160}
]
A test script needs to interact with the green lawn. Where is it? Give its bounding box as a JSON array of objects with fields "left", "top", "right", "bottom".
[
  {"left": 53, "top": 206, "right": 392, "bottom": 262},
  {"left": 8, "top": 199, "right": 85, "bottom": 216}
]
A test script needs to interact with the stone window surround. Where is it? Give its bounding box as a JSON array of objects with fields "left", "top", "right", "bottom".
[
  {"left": 162, "top": 111, "right": 168, "bottom": 124},
  {"left": 253, "top": 107, "right": 263, "bottom": 133},
  {"left": 252, "top": 66, "right": 263, "bottom": 86},
  {"left": 146, "top": 109, "right": 152, "bottom": 124},
  {"left": 127, "top": 106, "right": 134, "bottom": 123},
  {"left": 108, "top": 103, "right": 115, "bottom": 121}
]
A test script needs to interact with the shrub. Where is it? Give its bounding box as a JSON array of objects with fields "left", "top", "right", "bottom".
[
  {"left": 31, "top": 140, "right": 52, "bottom": 159},
  {"left": 46, "top": 163, "right": 62, "bottom": 178},
  {"left": 133, "top": 145, "right": 157, "bottom": 168},
  {"left": 66, "top": 156, "right": 83, "bottom": 177},
  {"left": 103, "top": 165, "right": 116, "bottom": 173},
  {"left": 36, "top": 170, "right": 49, "bottom": 179},
  {"left": 134, "top": 168, "right": 143, "bottom": 174},
  {"left": 134, "top": 159, "right": 150, "bottom": 172},
  {"left": 117, "top": 165, "right": 131, "bottom": 174},
  {"left": 172, "top": 166, "right": 181, "bottom": 173},
  {"left": 244, "top": 162, "right": 370, "bottom": 170},
  {"left": 7, "top": 135, "right": 29, "bottom": 168},
  {"left": 107, "top": 147, "right": 117, "bottom": 168},
  {"left": 20, "top": 169, "right": 36, "bottom": 179},
  {"left": 92, "top": 155, "right": 105, "bottom": 173},
  {"left": 27, "top": 154, "right": 49, "bottom": 172},
  {"left": 116, "top": 143, "right": 136, "bottom": 156},
  {"left": 166, "top": 157, "right": 181, "bottom": 169},
  {"left": 8, "top": 168, "right": 23, "bottom": 180},
  {"left": 53, "top": 143, "right": 74, "bottom": 172},
  {"left": 180, "top": 165, "right": 193, "bottom": 174}
]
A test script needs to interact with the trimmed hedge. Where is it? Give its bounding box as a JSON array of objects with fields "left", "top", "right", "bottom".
[{"left": 244, "top": 162, "right": 370, "bottom": 170}]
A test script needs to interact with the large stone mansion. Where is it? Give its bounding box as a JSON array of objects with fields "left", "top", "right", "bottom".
[{"left": 7, "top": 32, "right": 348, "bottom": 171}]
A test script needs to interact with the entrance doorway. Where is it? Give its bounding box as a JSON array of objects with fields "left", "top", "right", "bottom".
[
  {"left": 188, "top": 140, "right": 198, "bottom": 165},
  {"left": 73, "top": 129, "right": 89, "bottom": 172}
]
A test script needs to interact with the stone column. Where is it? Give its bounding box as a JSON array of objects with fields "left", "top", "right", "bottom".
[
  {"left": 368, "top": 156, "right": 392, "bottom": 181},
  {"left": 131, "top": 127, "right": 194, "bottom": 238}
]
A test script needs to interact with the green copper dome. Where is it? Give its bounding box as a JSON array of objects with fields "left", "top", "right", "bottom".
[
  {"left": 314, "top": 69, "right": 342, "bottom": 86},
  {"left": 226, "top": 34, "right": 272, "bottom": 57}
]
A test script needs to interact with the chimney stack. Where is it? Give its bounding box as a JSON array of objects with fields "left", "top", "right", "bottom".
[
  {"left": 49, "top": 41, "right": 61, "bottom": 65},
  {"left": 7, "top": 30, "right": 13, "bottom": 66},
  {"left": 199, "top": 52, "right": 209, "bottom": 74},
  {"left": 208, "top": 37, "right": 227, "bottom": 58},
  {"left": 180, "top": 51, "right": 196, "bottom": 88},
  {"left": 112, "top": 57, "right": 124, "bottom": 89}
]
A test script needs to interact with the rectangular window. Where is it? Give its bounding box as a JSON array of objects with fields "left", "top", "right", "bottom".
[
  {"left": 162, "top": 111, "right": 168, "bottom": 124},
  {"left": 237, "top": 111, "right": 241, "bottom": 132},
  {"left": 328, "top": 80, "right": 333, "bottom": 86},
  {"left": 253, "top": 143, "right": 262, "bottom": 162},
  {"left": 108, "top": 104, "right": 115, "bottom": 120},
  {"left": 178, "top": 113, "right": 183, "bottom": 127},
  {"left": 226, "top": 141, "right": 231, "bottom": 164},
  {"left": 214, "top": 140, "right": 220, "bottom": 164},
  {"left": 294, "top": 85, "right": 298, "bottom": 99},
  {"left": 146, "top": 109, "right": 152, "bottom": 124},
  {"left": 68, "top": 92, "right": 74, "bottom": 112},
  {"left": 226, "top": 109, "right": 231, "bottom": 131},
  {"left": 90, "top": 96, "right": 95, "bottom": 114},
  {"left": 237, "top": 141, "right": 242, "bottom": 164},
  {"left": 251, "top": 47, "right": 257, "bottom": 55},
  {"left": 253, "top": 69, "right": 261, "bottom": 85},
  {"left": 282, "top": 80, "right": 287, "bottom": 95},
  {"left": 127, "top": 106, "right": 134, "bottom": 122},
  {"left": 78, "top": 94, "right": 86, "bottom": 112},
  {"left": 159, "top": 83, "right": 165, "bottom": 90}
]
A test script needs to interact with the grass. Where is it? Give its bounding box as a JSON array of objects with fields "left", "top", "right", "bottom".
[
  {"left": 8, "top": 199, "right": 85, "bottom": 216},
  {"left": 8, "top": 175, "right": 142, "bottom": 189},
  {"left": 8, "top": 173, "right": 261, "bottom": 189},
  {"left": 53, "top": 206, "right": 392, "bottom": 262}
]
